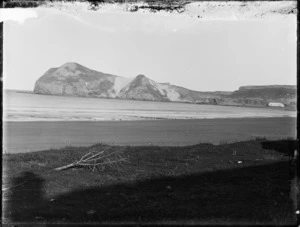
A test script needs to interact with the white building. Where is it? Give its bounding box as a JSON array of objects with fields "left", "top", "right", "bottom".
[{"left": 268, "top": 102, "right": 285, "bottom": 108}]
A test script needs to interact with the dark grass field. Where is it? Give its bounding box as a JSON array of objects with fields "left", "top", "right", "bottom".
[{"left": 2, "top": 139, "right": 298, "bottom": 225}]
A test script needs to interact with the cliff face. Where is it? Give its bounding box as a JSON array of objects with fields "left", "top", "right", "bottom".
[
  {"left": 34, "top": 63, "right": 132, "bottom": 98},
  {"left": 229, "top": 85, "right": 297, "bottom": 107},
  {"left": 232, "top": 85, "right": 296, "bottom": 99},
  {"left": 34, "top": 62, "right": 296, "bottom": 108},
  {"left": 119, "top": 74, "right": 170, "bottom": 101},
  {"left": 34, "top": 63, "right": 220, "bottom": 103}
]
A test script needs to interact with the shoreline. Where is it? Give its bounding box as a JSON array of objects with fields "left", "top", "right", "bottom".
[
  {"left": 9, "top": 90, "right": 297, "bottom": 112},
  {"left": 2, "top": 115, "right": 297, "bottom": 123}
]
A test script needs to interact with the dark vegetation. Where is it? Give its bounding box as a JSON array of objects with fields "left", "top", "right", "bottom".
[{"left": 2, "top": 139, "right": 298, "bottom": 224}]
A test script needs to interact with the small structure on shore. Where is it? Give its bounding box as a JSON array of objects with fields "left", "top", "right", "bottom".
[{"left": 268, "top": 102, "right": 285, "bottom": 107}]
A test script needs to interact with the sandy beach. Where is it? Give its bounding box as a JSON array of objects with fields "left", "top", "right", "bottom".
[
  {"left": 4, "top": 90, "right": 296, "bottom": 122},
  {"left": 3, "top": 117, "right": 296, "bottom": 153}
]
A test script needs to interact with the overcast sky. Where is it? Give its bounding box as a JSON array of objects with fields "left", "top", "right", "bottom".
[{"left": 3, "top": 4, "right": 297, "bottom": 91}]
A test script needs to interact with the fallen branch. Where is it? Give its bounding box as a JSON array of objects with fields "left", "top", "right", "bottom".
[
  {"left": 54, "top": 147, "right": 127, "bottom": 171},
  {"left": 54, "top": 162, "right": 79, "bottom": 171}
]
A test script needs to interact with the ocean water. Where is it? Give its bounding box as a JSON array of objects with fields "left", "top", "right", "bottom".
[
  {"left": 3, "top": 90, "right": 296, "bottom": 121},
  {"left": 3, "top": 90, "right": 297, "bottom": 153}
]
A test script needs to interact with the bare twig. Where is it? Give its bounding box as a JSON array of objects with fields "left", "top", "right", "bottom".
[
  {"left": 54, "top": 147, "right": 127, "bottom": 171},
  {"left": 81, "top": 148, "right": 109, "bottom": 162},
  {"left": 77, "top": 158, "right": 127, "bottom": 166}
]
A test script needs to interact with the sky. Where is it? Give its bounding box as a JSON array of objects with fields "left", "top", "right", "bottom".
[{"left": 2, "top": 3, "right": 297, "bottom": 92}]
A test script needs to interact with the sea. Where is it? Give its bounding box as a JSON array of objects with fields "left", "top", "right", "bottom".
[
  {"left": 3, "top": 90, "right": 296, "bottom": 122},
  {"left": 3, "top": 90, "right": 297, "bottom": 153}
]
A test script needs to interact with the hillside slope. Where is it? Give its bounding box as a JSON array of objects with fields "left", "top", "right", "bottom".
[
  {"left": 224, "top": 85, "right": 297, "bottom": 108},
  {"left": 231, "top": 85, "right": 296, "bottom": 99},
  {"left": 34, "top": 62, "right": 132, "bottom": 98},
  {"left": 34, "top": 62, "right": 296, "bottom": 108},
  {"left": 34, "top": 63, "right": 219, "bottom": 103}
]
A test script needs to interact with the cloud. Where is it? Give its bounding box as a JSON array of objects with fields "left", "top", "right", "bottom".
[{"left": 0, "top": 8, "right": 38, "bottom": 24}]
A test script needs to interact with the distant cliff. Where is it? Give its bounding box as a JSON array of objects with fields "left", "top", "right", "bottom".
[
  {"left": 34, "top": 62, "right": 220, "bottom": 103},
  {"left": 34, "top": 62, "right": 296, "bottom": 108},
  {"left": 232, "top": 85, "right": 296, "bottom": 99},
  {"left": 34, "top": 63, "right": 128, "bottom": 98},
  {"left": 225, "top": 85, "right": 297, "bottom": 108}
]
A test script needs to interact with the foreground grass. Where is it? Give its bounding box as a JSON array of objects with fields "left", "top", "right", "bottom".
[{"left": 2, "top": 139, "right": 298, "bottom": 224}]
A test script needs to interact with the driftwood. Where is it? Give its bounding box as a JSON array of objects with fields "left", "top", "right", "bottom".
[{"left": 54, "top": 147, "right": 127, "bottom": 171}]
